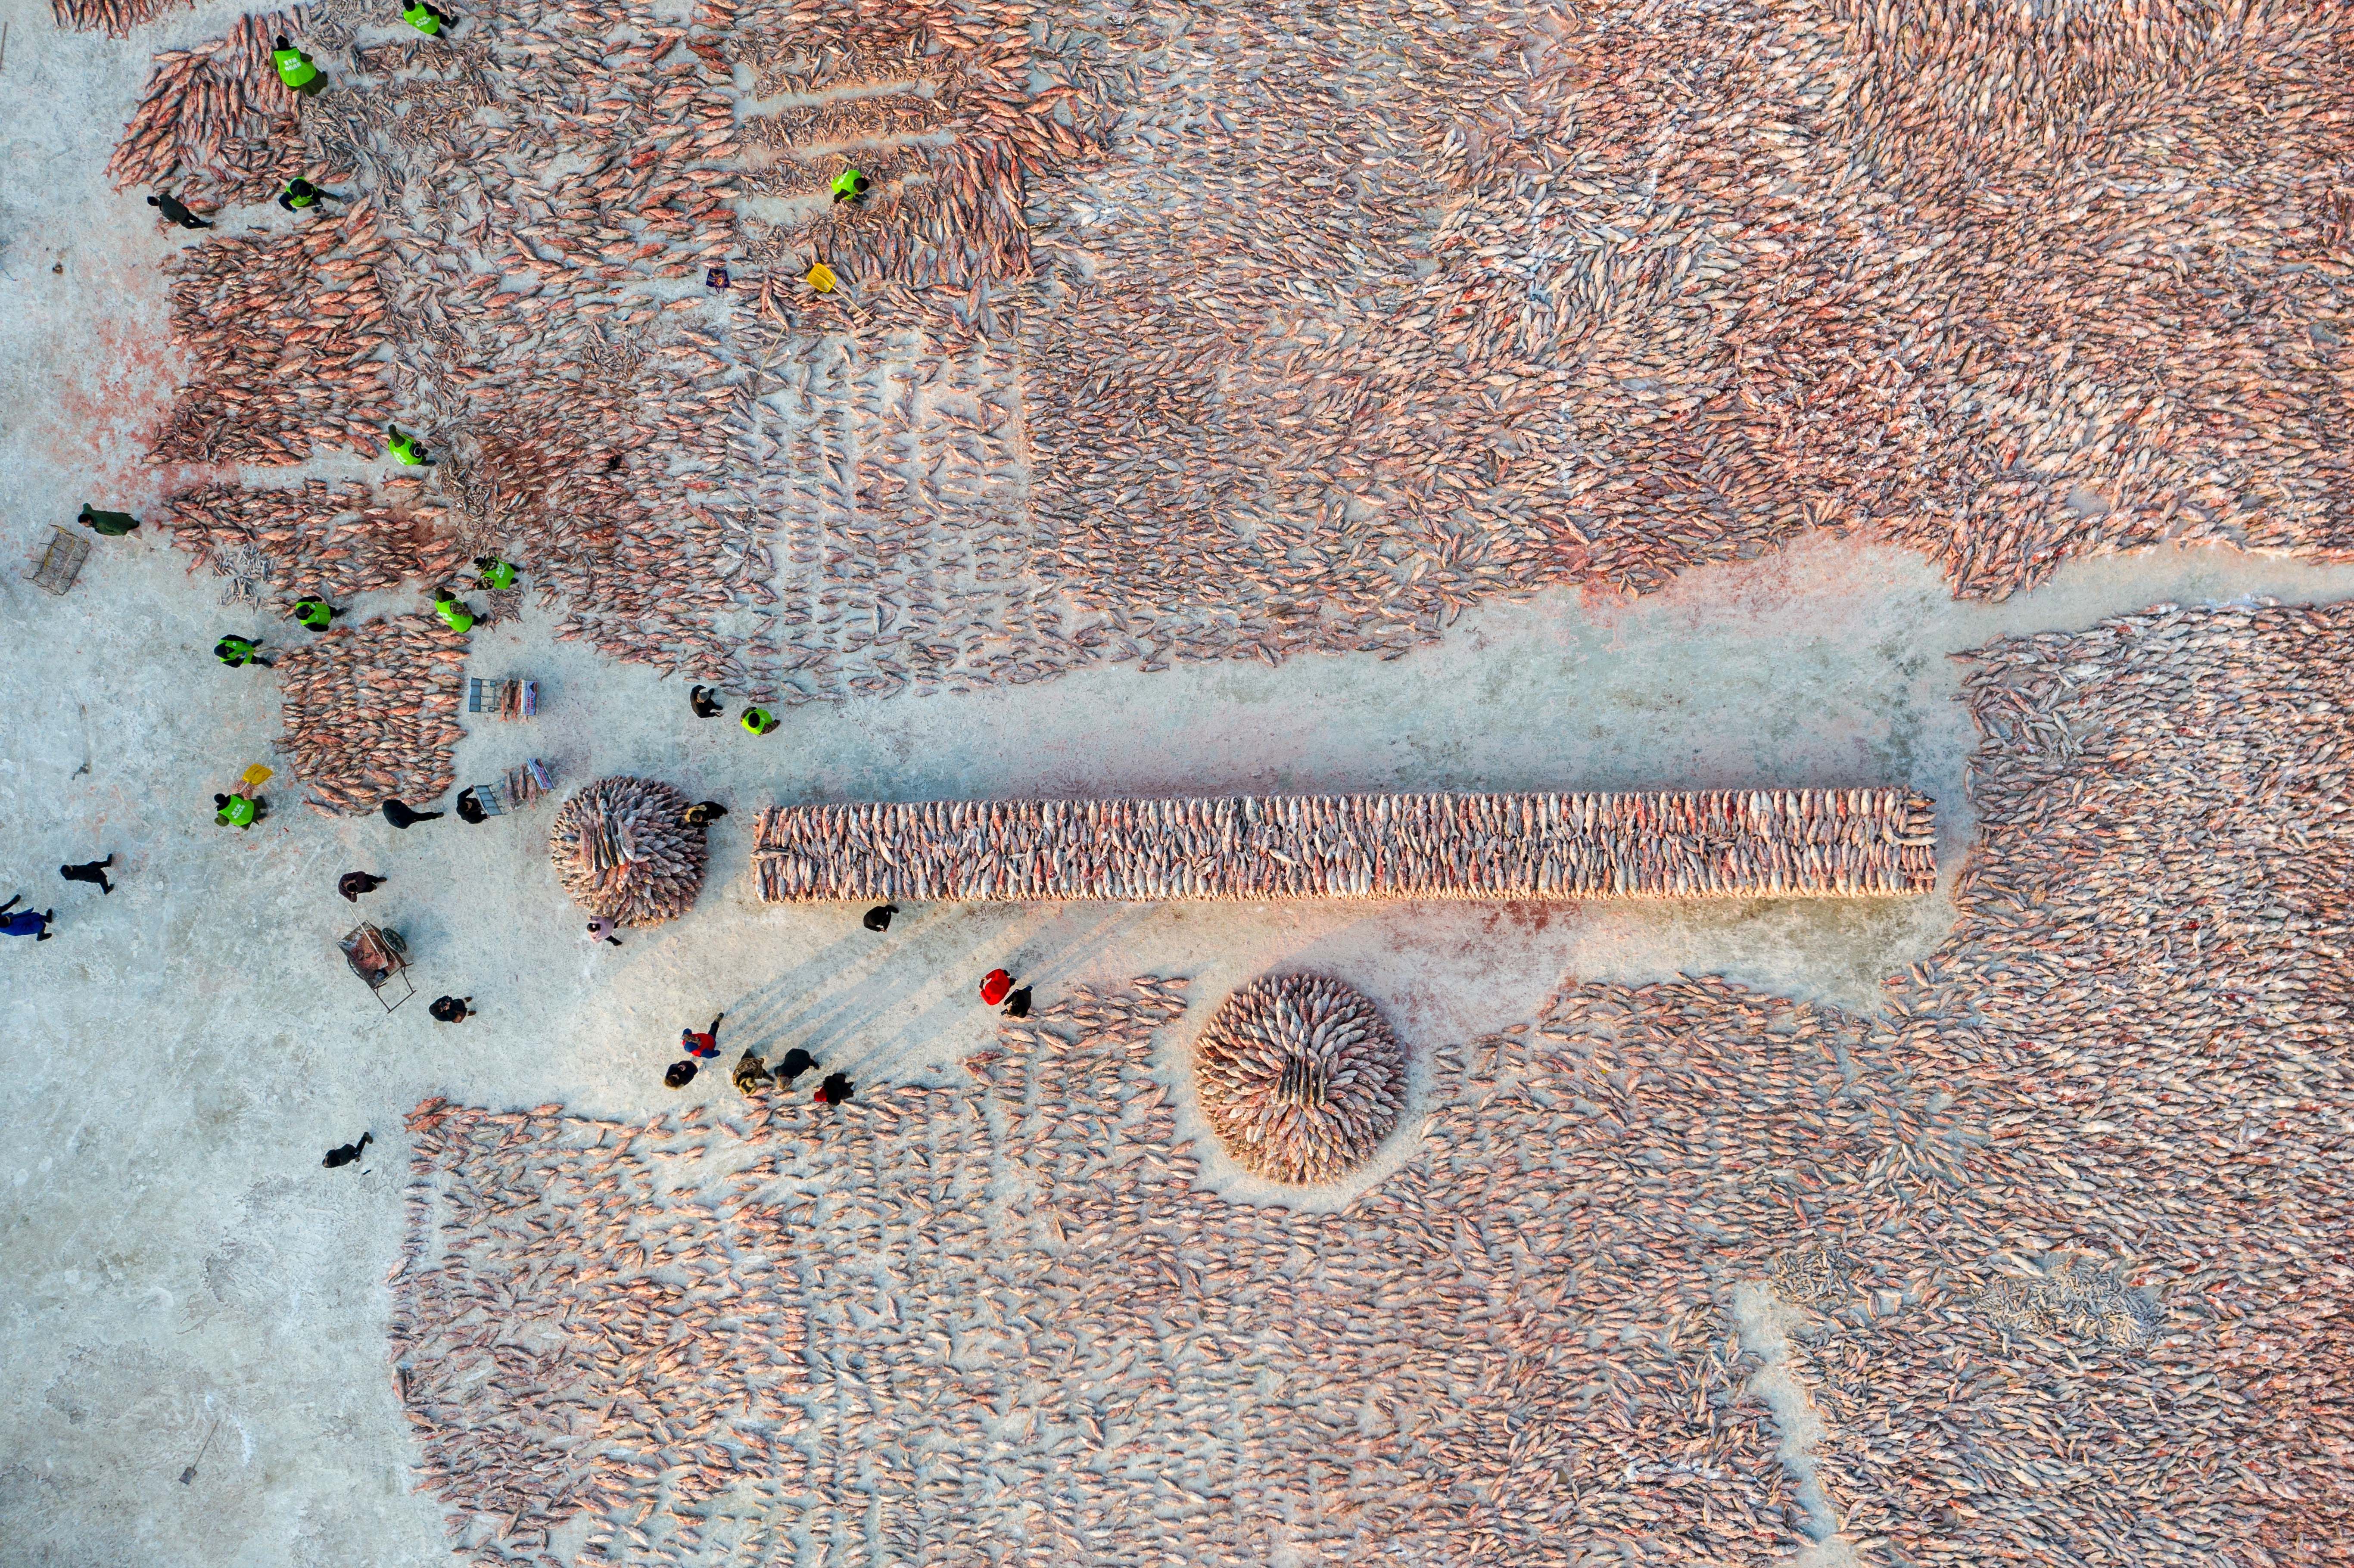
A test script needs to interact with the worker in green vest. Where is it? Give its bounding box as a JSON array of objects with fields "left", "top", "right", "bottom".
[
  {"left": 291, "top": 595, "right": 339, "bottom": 631},
  {"left": 474, "top": 555, "right": 518, "bottom": 591},
  {"left": 215, "top": 635, "right": 274, "bottom": 669},
  {"left": 741, "top": 706, "right": 778, "bottom": 736},
  {"left": 277, "top": 178, "right": 340, "bottom": 213},
  {"left": 401, "top": 0, "right": 453, "bottom": 35},
  {"left": 272, "top": 35, "right": 324, "bottom": 95},
  {"left": 78, "top": 503, "right": 140, "bottom": 536},
  {"left": 215, "top": 792, "right": 268, "bottom": 828},
  {"left": 830, "top": 168, "right": 871, "bottom": 205},
  {"left": 432, "top": 589, "right": 475, "bottom": 635},
  {"left": 385, "top": 424, "right": 433, "bottom": 465}
]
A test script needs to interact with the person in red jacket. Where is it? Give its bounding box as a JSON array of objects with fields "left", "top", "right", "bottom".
[
  {"left": 680, "top": 1013, "right": 724, "bottom": 1058},
  {"left": 979, "top": 968, "right": 1013, "bottom": 1007}
]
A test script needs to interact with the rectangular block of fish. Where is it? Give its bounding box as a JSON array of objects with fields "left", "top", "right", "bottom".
[{"left": 753, "top": 788, "right": 1937, "bottom": 903}]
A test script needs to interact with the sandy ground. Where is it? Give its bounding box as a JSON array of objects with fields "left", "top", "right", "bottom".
[{"left": 7, "top": 1, "right": 2354, "bottom": 1563}]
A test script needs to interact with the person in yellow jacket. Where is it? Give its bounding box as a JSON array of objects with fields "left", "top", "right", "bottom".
[{"left": 272, "top": 35, "right": 324, "bottom": 96}]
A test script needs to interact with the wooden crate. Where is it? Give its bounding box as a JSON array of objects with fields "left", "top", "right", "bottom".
[{"left": 28, "top": 528, "right": 91, "bottom": 596}]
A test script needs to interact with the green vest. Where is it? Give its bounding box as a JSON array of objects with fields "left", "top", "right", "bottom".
[
  {"left": 216, "top": 636, "right": 255, "bottom": 666},
  {"left": 831, "top": 168, "right": 866, "bottom": 200},
  {"left": 387, "top": 429, "right": 422, "bottom": 464},
  {"left": 294, "top": 599, "right": 332, "bottom": 629},
  {"left": 741, "top": 707, "right": 775, "bottom": 735},
  {"left": 79, "top": 503, "right": 139, "bottom": 535},
  {"left": 480, "top": 560, "right": 517, "bottom": 591},
  {"left": 402, "top": 3, "right": 441, "bottom": 34},
  {"left": 273, "top": 47, "right": 318, "bottom": 87},
  {"left": 219, "top": 796, "right": 257, "bottom": 826},
  {"left": 435, "top": 599, "right": 475, "bottom": 634},
  {"left": 284, "top": 183, "right": 318, "bottom": 209}
]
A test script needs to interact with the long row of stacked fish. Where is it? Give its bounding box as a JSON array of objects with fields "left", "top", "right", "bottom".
[
  {"left": 753, "top": 787, "right": 1939, "bottom": 903},
  {"left": 165, "top": 478, "right": 467, "bottom": 603},
  {"left": 275, "top": 613, "right": 469, "bottom": 815}
]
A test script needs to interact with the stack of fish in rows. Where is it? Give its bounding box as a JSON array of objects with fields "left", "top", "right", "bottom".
[
  {"left": 165, "top": 478, "right": 466, "bottom": 604},
  {"left": 53, "top": 0, "right": 193, "bottom": 37},
  {"left": 1194, "top": 972, "right": 1404, "bottom": 1185},
  {"left": 546, "top": 777, "right": 709, "bottom": 927},
  {"left": 752, "top": 787, "right": 1939, "bottom": 903},
  {"left": 275, "top": 613, "right": 468, "bottom": 815},
  {"left": 149, "top": 206, "right": 398, "bottom": 465},
  {"left": 105, "top": 11, "right": 327, "bottom": 206},
  {"left": 392, "top": 978, "right": 1801, "bottom": 1568}
]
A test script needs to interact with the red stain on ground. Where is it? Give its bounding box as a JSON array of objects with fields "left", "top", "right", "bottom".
[{"left": 33, "top": 254, "right": 216, "bottom": 510}]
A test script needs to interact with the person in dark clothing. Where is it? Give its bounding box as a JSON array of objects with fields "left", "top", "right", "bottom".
[
  {"left": 682, "top": 801, "right": 728, "bottom": 827},
  {"left": 428, "top": 995, "right": 473, "bottom": 1023},
  {"left": 339, "top": 871, "right": 386, "bottom": 902},
  {"left": 774, "top": 1047, "right": 819, "bottom": 1084},
  {"left": 455, "top": 788, "right": 486, "bottom": 824},
  {"left": 148, "top": 192, "right": 213, "bottom": 230},
  {"left": 59, "top": 856, "right": 114, "bottom": 894},
  {"left": 862, "top": 904, "right": 897, "bottom": 932},
  {"left": 78, "top": 503, "right": 140, "bottom": 536},
  {"left": 680, "top": 1013, "right": 724, "bottom": 1059},
  {"left": 688, "top": 685, "right": 724, "bottom": 719},
  {"left": 1002, "top": 986, "right": 1032, "bottom": 1020},
  {"left": 813, "top": 1072, "right": 854, "bottom": 1105},
  {"left": 731, "top": 1051, "right": 771, "bottom": 1094},
  {"left": 382, "top": 798, "right": 443, "bottom": 828},
  {"left": 0, "top": 895, "right": 55, "bottom": 941},
  {"left": 323, "top": 1132, "right": 371, "bottom": 1168},
  {"left": 664, "top": 1059, "right": 699, "bottom": 1089}
]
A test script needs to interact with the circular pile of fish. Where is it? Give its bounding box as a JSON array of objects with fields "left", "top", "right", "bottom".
[
  {"left": 547, "top": 776, "right": 707, "bottom": 927},
  {"left": 1195, "top": 973, "right": 1403, "bottom": 1185}
]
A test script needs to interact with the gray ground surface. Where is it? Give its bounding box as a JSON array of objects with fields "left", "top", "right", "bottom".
[{"left": 6, "top": 0, "right": 2354, "bottom": 1563}]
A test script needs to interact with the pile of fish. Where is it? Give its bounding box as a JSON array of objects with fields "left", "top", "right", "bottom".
[
  {"left": 151, "top": 205, "right": 397, "bottom": 465},
  {"left": 547, "top": 777, "right": 709, "bottom": 927},
  {"left": 106, "top": 12, "right": 318, "bottom": 205},
  {"left": 274, "top": 611, "right": 468, "bottom": 815},
  {"left": 752, "top": 787, "right": 1939, "bottom": 903},
  {"left": 1194, "top": 972, "right": 1403, "bottom": 1185},
  {"left": 54, "top": 0, "right": 192, "bottom": 41},
  {"left": 165, "top": 478, "right": 466, "bottom": 604},
  {"left": 390, "top": 979, "right": 1801, "bottom": 1567}
]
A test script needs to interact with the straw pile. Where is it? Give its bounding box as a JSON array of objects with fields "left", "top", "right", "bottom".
[
  {"left": 106, "top": 12, "right": 319, "bottom": 204},
  {"left": 753, "top": 788, "right": 1937, "bottom": 903},
  {"left": 276, "top": 613, "right": 468, "bottom": 815},
  {"left": 165, "top": 478, "right": 464, "bottom": 604},
  {"left": 151, "top": 207, "right": 398, "bottom": 466},
  {"left": 1196, "top": 974, "right": 1403, "bottom": 1185},
  {"left": 547, "top": 778, "right": 707, "bottom": 927}
]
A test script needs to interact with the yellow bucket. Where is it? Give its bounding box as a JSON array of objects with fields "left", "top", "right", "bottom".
[
  {"left": 805, "top": 260, "right": 838, "bottom": 295},
  {"left": 240, "top": 764, "right": 274, "bottom": 789}
]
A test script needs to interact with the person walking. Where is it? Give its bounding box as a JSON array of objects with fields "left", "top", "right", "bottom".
[
  {"left": 682, "top": 801, "right": 728, "bottom": 827},
  {"left": 0, "top": 896, "right": 55, "bottom": 942},
  {"left": 663, "top": 1060, "right": 699, "bottom": 1089},
  {"left": 385, "top": 425, "right": 433, "bottom": 465},
  {"left": 147, "top": 192, "right": 213, "bottom": 230},
  {"left": 215, "top": 792, "right": 268, "bottom": 828},
  {"left": 431, "top": 589, "right": 475, "bottom": 635},
  {"left": 813, "top": 1072, "right": 854, "bottom": 1105},
  {"left": 277, "top": 178, "right": 340, "bottom": 213},
  {"left": 862, "top": 904, "right": 897, "bottom": 932},
  {"left": 59, "top": 856, "right": 115, "bottom": 894},
  {"left": 271, "top": 35, "right": 324, "bottom": 96},
  {"left": 773, "top": 1046, "right": 819, "bottom": 1085},
  {"left": 979, "top": 968, "right": 1014, "bottom": 1008},
  {"left": 680, "top": 1014, "right": 724, "bottom": 1059},
  {"left": 455, "top": 787, "right": 486, "bottom": 824},
  {"left": 322, "top": 1132, "right": 371, "bottom": 1168},
  {"left": 290, "top": 595, "right": 339, "bottom": 631},
  {"left": 689, "top": 685, "right": 724, "bottom": 718},
  {"left": 474, "top": 555, "right": 518, "bottom": 591},
  {"left": 338, "top": 871, "right": 386, "bottom": 901},
  {"left": 740, "top": 706, "right": 777, "bottom": 736},
  {"left": 428, "top": 995, "right": 473, "bottom": 1023},
  {"left": 78, "top": 503, "right": 140, "bottom": 536},
  {"left": 381, "top": 798, "right": 443, "bottom": 828},
  {"left": 582, "top": 917, "right": 621, "bottom": 946},
  {"left": 1002, "top": 986, "right": 1032, "bottom": 1019},
  {"left": 215, "top": 635, "right": 273, "bottom": 669},
  {"left": 731, "top": 1051, "right": 772, "bottom": 1094}
]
